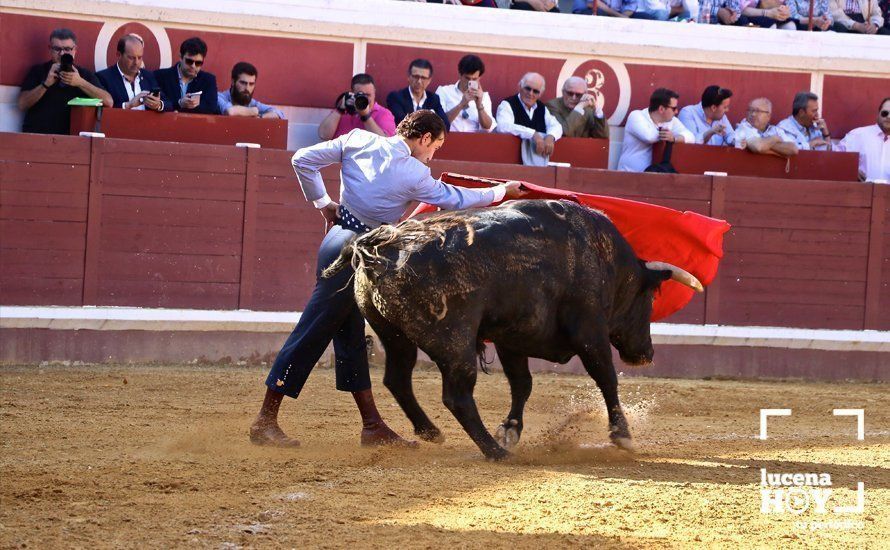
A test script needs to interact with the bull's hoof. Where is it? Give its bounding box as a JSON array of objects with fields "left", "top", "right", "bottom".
[
  {"left": 610, "top": 436, "right": 636, "bottom": 453},
  {"left": 484, "top": 445, "right": 511, "bottom": 462},
  {"left": 416, "top": 427, "right": 445, "bottom": 443},
  {"left": 495, "top": 419, "right": 521, "bottom": 450}
]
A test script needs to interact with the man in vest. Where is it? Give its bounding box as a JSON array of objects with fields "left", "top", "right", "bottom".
[{"left": 495, "top": 72, "right": 563, "bottom": 166}]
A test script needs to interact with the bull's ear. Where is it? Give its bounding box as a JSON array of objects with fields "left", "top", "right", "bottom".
[{"left": 642, "top": 265, "right": 672, "bottom": 292}]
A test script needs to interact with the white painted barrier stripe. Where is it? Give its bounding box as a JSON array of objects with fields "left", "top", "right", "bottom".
[{"left": 1, "top": 306, "right": 888, "bottom": 352}]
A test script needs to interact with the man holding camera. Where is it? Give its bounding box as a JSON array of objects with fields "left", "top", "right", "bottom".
[
  {"left": 96, "top": 34, "right": 165, "bottom": 112},
  {"left": 318, "top": 73, "right": 396, "bottom": 140},
  {"left": 18, "top": 28, "right": 112, "bottom": 135}
]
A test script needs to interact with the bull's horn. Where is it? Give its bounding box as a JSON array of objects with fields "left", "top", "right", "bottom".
[{"left": 645, "top": 261, "right": 704, "bottom": 293}]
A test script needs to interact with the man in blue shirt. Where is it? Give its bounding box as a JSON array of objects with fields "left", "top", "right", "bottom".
[
  {"left": 250, "top": 110, "right": 526, "bottom": 448},
  {"left": 218, "top": 62, "right": 284, "bottom": 119},
  {"left": 678, "top": 85, "right": 736, "bottom": 147}
]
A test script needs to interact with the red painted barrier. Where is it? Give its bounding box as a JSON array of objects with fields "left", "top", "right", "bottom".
[
  {"left": 652, "top": 141, "right": 859, "bottom": 181},
  {"left": 1, "top": 132, "right": 887, "bottom": 331},
  {"left": 69, "top": 106, "right": 288, "bottom": 149},
  {"left": 435, "top": 132, "right": 609, "bottom": 169}
]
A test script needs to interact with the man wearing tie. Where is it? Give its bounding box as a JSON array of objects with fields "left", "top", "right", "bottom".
[
  {"left": 386, "top": 59, "right": 450, "bottom": 128},
  {"left": 250, "top": 110, "right": 526, "bottom": 448}
]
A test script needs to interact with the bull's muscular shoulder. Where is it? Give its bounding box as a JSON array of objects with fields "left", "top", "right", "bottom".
[{"left": 490, "top": 199, "right": 610, "bottom": 235}]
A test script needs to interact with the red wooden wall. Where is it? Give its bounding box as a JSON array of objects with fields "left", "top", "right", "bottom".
[{"left": 2, "top": 132, "right": 888, "bottom": 331}]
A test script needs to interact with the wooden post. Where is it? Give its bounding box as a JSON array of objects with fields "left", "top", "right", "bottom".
[
  {"left": 704, "top": 174, "right": 726, "bottom": 325},
  {"left": 807, "top": 0, "right": 815, "bottom": 31},
  {"left": 81, "top": 136, "right": 104, "bottom": 305},
  {"left": 238, "top": 147, "right": 259, "bottom": 310},
  {"left": 863, "top": 183, "right": 886, "bottom": 329}
]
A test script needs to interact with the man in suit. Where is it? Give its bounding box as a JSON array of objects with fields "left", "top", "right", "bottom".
[
  {"left": 153, "top": 36, "right": 219, "bottom": 114},
  {"left": 96, "top": 34, "right": 165, "bottom": 112},
  {"left": 386, "top": 59, "right": 449, "bottom": 129}
]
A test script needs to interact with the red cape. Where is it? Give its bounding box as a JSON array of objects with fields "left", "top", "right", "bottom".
[{"left": 410, "top": 173, "right": 731, "bottom": 321}]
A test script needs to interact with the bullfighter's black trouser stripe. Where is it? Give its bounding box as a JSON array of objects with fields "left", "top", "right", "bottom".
[{"left": 264, "top": 223, "right": 371, "bottom": 398}]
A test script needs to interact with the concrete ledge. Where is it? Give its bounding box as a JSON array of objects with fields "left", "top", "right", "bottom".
[{"left": 2, "top": 306, "right": 888, "bottom": 353}]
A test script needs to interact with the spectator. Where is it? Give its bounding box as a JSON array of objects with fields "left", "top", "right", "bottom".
[
  {"left": 754, "top": 0, "right": 798, "bottom": 27},
  {"left": 881, "top": 0, "right": 890, "bottom": 32},
  {"left": 735, "top": 97, "right": 799, "bottom": 157},
  {"left": 96, "top": 34, "right": 165, "bottom": 112},
  {"left": 699, "top": 0, "right": 743, "bottom": 23},
  {"left": 218, "top": 62, "right": 284, "bottom": 119},
  {"left": 17, "top": 28, "right": 112, "bottom": 135},
  {"left": 572, "top": 0, "right": 661, "bottom": 19},
  {"left": 832, "top": 0, "right": 888, "bottom": 32},
  {"left": 634, "top": 0, "right": 697, "bottom": 19},
  {"left": 154, "top": 37, "right": 219, "bottom": 114},
  {"left": 436, "top": 54, "right": 496, "bottom": 133},
  {"left": 787, "top": 0, "right": 834, "bottom": 29},
  {"left": 678, "top": 85, "right": 735, "bottom": 146},
  {"left": 545, "top": 76, "right": 609, "bottom": 139},
  {"left": 777, "top": 91, "right": 831, "bottom": 151},
  {"left": 496, "top": 72, "right": 563, "bottom": 166},
  {"left": 386, "top": 59, "right": 449, "bottom": 128},
  {"left": 733, "top": 0, "right": 794, "bottom": 26},
  {"left": 617, "top": 87, "right": 694, "bottom": 172},
  {"left": 837, "top": 98, "right": 890, "bottom": 182},
  {"left": 318, "top": 73, "right": 396, "bottom": 140},
  {"left": 511, "top": 0, "right": 561, "bottom": 11}
]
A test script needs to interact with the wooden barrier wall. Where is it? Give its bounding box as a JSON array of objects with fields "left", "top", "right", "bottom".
[{"left": 2, "top": 132, "right": 888, "bottom": 331}]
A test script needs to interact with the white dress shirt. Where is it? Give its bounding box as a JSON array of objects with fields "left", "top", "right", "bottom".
[
  {"left": 117, "top": 64, "right": 145, "bottom": 110},
  {"left": 495, "top": 96, "right": 564, "bottom": 141},
  {"left": 617, "top": 108, "right": 695, "bottom": 172},
  {"left": 838, "top": 124, "right": 890, "bottom": 182},
  {"left": 292, "top": 129, "right": 506, "bottom": 227},
  {"left": 435, "top": 82, "right": 496, "bottom": 133},
  {"left": 735, "top": 119, "right": 795, "bottom": 144},
  {"left": 411, "top": 91, "right": 427, "bottom": 113}
]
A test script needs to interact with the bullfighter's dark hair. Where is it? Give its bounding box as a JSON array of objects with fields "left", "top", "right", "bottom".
[
  {"left": 180, "top": 37, "right": 207, "bottom": 58},
  {"left": 701, "top": 85, "right": 732, "bottom": 109},
  {"left": 397, "top": 110, "right": 446, "bottom": 141},
  {"left": 648, "top": 88, "right": 679, "bottom": 112}
]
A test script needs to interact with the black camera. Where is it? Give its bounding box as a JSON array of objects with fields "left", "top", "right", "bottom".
[
  {"left": 337, "top": 91, "right": 370, "bottom": 115},
  {"left": 60, "top": 53, "right": 74, "bottom": 73}
]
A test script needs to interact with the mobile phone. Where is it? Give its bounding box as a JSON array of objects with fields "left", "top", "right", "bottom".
[
  {"left": 150, "top": 88, "right": 161, "bottom": 97},
  {"left": 186, "top": 91, "right": 203, "bottom": 98},
  {"left": 467, "top": 80, "right": 479, "bottom": 91}
]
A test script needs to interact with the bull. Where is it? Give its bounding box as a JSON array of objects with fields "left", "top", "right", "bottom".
[{"left": 325, "top": 199, "right": 703, "bottom": 460}]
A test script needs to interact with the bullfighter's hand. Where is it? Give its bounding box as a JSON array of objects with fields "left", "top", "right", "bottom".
[
  {"left": 320, "top": 201, "right": 340, "bottom": 228},
  {"left": 503, "top": 181, "right": 529, "bottom": 200}
]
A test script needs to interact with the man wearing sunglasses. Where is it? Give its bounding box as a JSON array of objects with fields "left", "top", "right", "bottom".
[
  {"left": 837, "top": 98, "right": 890, "bottom": 182},
  {"left": 734, "top": 97, "right": 798, "bottom": 158},
  {"left": 618, "top": 87, "right": 694, "bottom": 172},
  {"left": 545, "top": 76, "right": 609, "bottom": 139},
  {"left": 18, "top": 28, "right": 112, "bottom": 135},
  {"left": 386, "top": 59, "right": 449, "bottom": 128},
  {"left": 154, "top": 37, "right": 219, "bottom": 114},
  {"left": 496, "top": 72, "right": 563, "bottom": 166}
]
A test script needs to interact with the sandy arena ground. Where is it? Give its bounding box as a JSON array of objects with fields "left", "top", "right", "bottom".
[{"left": 0, "top": 363, "right": 887, "bottom": 549}]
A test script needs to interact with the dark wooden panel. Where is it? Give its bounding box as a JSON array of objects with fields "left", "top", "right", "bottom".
[
  {"left": 99, "top": 225, "right": 242, "bottom": 256},
  {"left": 252, "top": 150, "right": 297, "bottom": 178},
  {"left": 868, "top": 183, "right": 889, "bottom": 330},
  {"left": 0, "top": 220, "right": 86, "bottom": 250},
  {"left": 257, "top": 175, "right": 309, "bottom": 206},
  {"left": 0, "top": 277, "right": 84, "bottom": 306},
  {"left": 101, "top": 196, "right": 244, "bottom": 228},
  {"left": 100, "top": 166, "right": 246, "bottom": 201},
  {"left": 725, "top": 226, "right": 869, "bottom": 256},
  {"left": 0, "top": 132, "right": 90, "bottom": 164},
  {"left": 0, "top": 195, "right": 88, "bottom": 222},
  {"left": 717, "top": 276, "right": 866, "bottom": 306},
  {"left": 0, "top": 249, "right": 84, "bottom": 278},
  {"left": 722, "top": 176, "right": 873, "bottom": 207},
  {"left": 557, "top": 169, "right": 713, "bottom": 202},
  {"left": 97, "top": 252, "right": 241, "bottom": 284},
  {"left": 0, "top": 162, "right": 91, "bottom": 193},
  {"left": 717, "top": 301, "right": 864, "bottom": 330},
  {"left": 720, "top": 251, "right": 868, "bottom": 282},
  {"left": 723, "top": 202, "right": 871, "bottom": 232},
  {"left": 98, "top": 138, "right": 247, "bottom": 174},
  {"left": 94, "top": 279, "right": 240, "bottom": 309}
]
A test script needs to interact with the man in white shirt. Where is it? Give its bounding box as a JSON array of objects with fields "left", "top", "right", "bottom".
[
  {"left": 735, "top": 97, "right": 799, "bottom": 158},
  {"left": 618, "top": 88, "right": 694, "bottom": 172},
  {"left": 838, "top": 98, "right": 890, "bottom": 182},
  {"left": 435, "top": 54, "right": 496, "bottom": 133},
  {"left": 250, "top": 110, "right": 525, "bottom": 449},
  {"left": 496, "top": 72, "right": 563, "bottom": 166}
]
